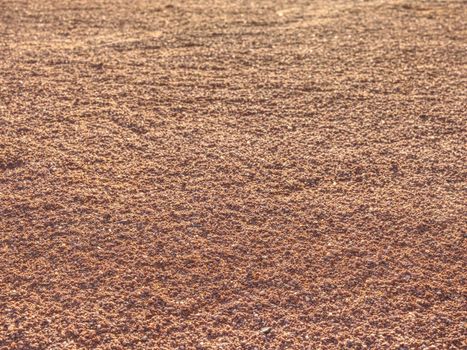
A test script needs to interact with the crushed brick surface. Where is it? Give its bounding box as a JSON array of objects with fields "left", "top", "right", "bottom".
[{"left": 0, "top": 0, "right": 466, "bottom": 349}]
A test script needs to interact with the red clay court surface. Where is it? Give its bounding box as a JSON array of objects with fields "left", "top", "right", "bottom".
[{"left": 0, "top": 0, "right": 466, "bottom": 349}]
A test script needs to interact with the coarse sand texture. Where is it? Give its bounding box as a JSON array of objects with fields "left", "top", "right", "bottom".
[{"left": 0, "top": 1, "right": 466, "bottom": 349}]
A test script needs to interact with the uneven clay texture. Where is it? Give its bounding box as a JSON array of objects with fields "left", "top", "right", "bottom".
[{"left": 0, "top": 0, "right": 466, "bottom": 349}]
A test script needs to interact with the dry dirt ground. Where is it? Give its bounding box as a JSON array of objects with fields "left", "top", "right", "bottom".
[{"left": 0, "top": 0, "right": 466, "bottom": 349}]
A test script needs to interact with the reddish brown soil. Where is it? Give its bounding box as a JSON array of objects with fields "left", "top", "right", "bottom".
[{"left": 0, "top": 0, "right": 466, "bottom": 349}]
